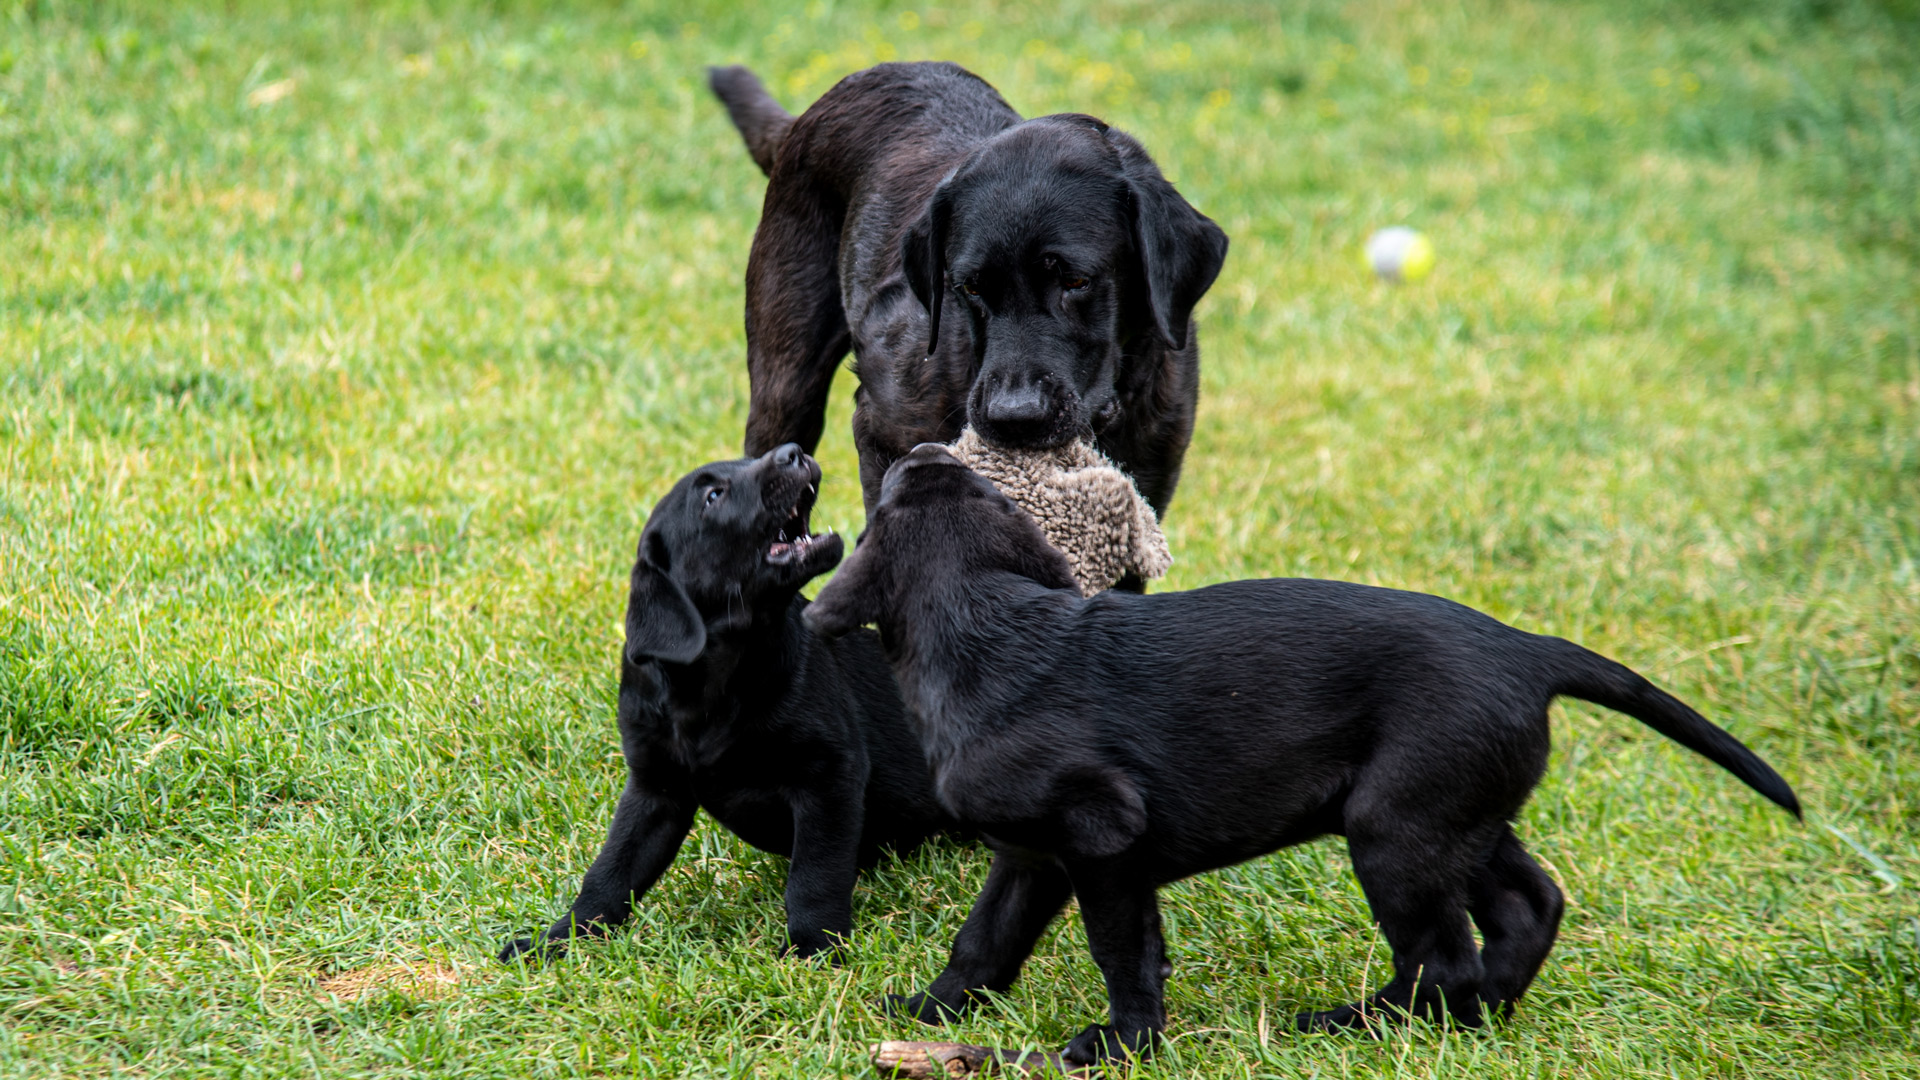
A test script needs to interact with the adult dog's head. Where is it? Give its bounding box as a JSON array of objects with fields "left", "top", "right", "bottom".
[
  {"left": 902, "top": 115, "right": 1229, "bottom": 450},
  {"left": 626, "top": 444, "right": 844, "bottom": 665},
  {"left": 805, "top": 444, "right": 1076, "bottom": 640}
]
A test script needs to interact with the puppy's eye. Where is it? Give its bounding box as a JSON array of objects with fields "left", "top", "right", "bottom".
[{"left": 704, "top": 487, "right": 725, "bottom": 507}]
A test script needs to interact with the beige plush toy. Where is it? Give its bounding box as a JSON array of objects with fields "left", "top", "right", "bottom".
[{"left": 945, "top": 427, "right": 1172, "bottom": 596}]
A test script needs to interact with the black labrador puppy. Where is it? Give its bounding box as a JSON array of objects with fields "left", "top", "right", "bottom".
[
  {"left": 709, "top": 61, "right": 1229, "bottom": 515},
  {"left": 499, "top": 445, "right": 956, "bottom": 964},
  {"left": 804, "top": 445, "right": 1801, "bottom": 1065}
]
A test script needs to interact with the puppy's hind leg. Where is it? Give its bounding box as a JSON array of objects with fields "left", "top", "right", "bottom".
[
  {"left": 741, "top": 172, "right": 852, "bottom": 457},
  {"left": 1297, "top": 815, "right": 1493, "bottom": 1033},
  {"left": 887, "top": 848, "right": 1072, "bottom": 1023},
  {"left": 782, "top": 786, "right": 864, "bottom": 960},
  {"left": 1467, "top": 826, "right": 1565, "bottom": 1019}
]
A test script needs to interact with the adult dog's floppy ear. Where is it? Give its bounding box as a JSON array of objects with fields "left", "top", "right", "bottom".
[
  {"left": 624, "top": 533, "right": 706, "bottom": 666},
  {"left": 1109, "top": 129, "right": 1229, "bottom": 351},
  {"left": 902, "top": 182, "right": 953, "bottom": 356},
  {"left": 802, "top": 543, "right": 885, "bottom": 639}
]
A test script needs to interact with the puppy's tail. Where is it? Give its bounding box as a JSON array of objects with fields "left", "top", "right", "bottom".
[
  {"left": 1542, "top": 637, "right": 1801, "bottom": 818},
  {"left": 708, "top": 65, "right": 793, "bottom": 176}
]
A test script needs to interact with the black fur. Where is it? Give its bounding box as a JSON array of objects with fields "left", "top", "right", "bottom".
[
  {"left": 710, "top": 61, "right": 1229, "bottom": 515},
  {"left": 806, "top": 445, "right": 1801, "bottom": 1065},
  {"left": 499, "top": 446, "right": 956, "bottom": 964}
]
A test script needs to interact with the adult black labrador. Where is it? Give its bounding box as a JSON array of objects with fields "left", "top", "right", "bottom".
[
  {"left": 499, "top": 446, "right": 956, "bottom": 964},
  {"left": 709, "top": 61, "right": 1229, "bottom": 515},
  {"left": 805, "top": 446, "right": 1801, "bottom": 1065}
]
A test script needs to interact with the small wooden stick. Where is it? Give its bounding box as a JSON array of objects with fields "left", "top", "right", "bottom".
[{"left": 871, "top": 1040, "right": 1083, "bottom": 1078}]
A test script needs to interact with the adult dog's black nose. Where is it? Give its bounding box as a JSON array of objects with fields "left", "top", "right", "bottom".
[{"left": 984, "top": 384, "right": 1049, "bottom": 427}]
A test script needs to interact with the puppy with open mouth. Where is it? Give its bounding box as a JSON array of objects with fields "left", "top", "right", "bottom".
[
  {"left": 805, "top": 444, "right": 1801, "bottom": 1067},
  {"left": 500, "top": 444, "right": 958, "bottom": 964}
]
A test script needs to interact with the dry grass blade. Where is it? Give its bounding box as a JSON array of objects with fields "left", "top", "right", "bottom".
[{"left": 316, "top": 961, "right": 460, "bottom": 1001}]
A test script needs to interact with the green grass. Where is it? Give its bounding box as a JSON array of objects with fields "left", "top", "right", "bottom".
[{"left": 2, "top": 0, "right": 1917, "bottom": 1075}]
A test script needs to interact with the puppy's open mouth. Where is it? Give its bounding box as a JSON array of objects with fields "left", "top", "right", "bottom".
[{"left": 767, "top": 486, "right": 831, "bottom": 566}]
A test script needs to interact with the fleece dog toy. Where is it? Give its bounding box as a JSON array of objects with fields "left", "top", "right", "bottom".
[{"left": 944, "top": 428, "right": 1171, "bottom": 596}]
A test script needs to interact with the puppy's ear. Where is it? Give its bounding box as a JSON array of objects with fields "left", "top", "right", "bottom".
[
  {"left": 802, "top": 544, "right": 885, "bottom": 639},
  {"left": 1109, "top": 130, "right": 1229, "bottom": 351},
  {"left": 993, "top": 498, "right": 1079, "bottom": 592},
  {"left": 624, "top": 533, "right": 706, "bottom": 666},
  {"left": 1009, "top": 529, "right": 1078, "bottom": 593},
  {"left": 902, "top": 183, "right": 953, "bottom": 357}
]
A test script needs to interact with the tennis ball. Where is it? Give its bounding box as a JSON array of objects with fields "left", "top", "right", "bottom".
[{"left": 1364, "top": 226, "right": 1435, "bottom": 284}]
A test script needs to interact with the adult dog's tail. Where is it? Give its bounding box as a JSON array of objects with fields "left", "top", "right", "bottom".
[
  {"left": 1542, "top": 637, "right": 1802, "bottom": 817},
  {"left": 708, "top": 65, "right": 794, "bottom": 176}
]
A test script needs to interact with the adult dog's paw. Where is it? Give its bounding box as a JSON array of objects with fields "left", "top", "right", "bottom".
[
  {"left": 1062, "top": 1023, "right": 1155, "bottom": 1065},
  {"left": 497, "top": 936, "right": 567, "bottom": 966}
]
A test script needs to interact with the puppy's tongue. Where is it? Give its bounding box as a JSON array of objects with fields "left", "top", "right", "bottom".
[
  {"left": 768, "top": 484, "right": 829, "bottom": 564},
  {"left": 768, "top": 513, "right": 827, "bottom": 564},
  {"left": 768, "top": 534, "right": 819, "bottom": 563}
]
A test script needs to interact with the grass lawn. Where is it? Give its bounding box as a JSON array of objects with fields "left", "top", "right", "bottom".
[{"left": 3, "top": 0, "right": 1917, "bottom": 1075}]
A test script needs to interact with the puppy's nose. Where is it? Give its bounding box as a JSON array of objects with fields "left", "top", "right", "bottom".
[
  {"left": 984, "top": 384, "right": 1049, "bottom": 426},
  {"left": 771, "top": 443, "right": 804, "bottom": 470}
]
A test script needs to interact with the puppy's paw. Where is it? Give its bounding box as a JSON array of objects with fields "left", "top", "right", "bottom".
[
  {"left": 1294, "top": 1002, "right": 1380, "bottom": 1036},
  {"left": 1296, "top": 997, "right": 1436, "bottom": 1036},
  {"left": 1062, "top": 1023, "right": 1155, "bottom": 1065},
  {"left": 498, "top": 936, "right": 567, "bottom": 966},
  {"left": 878, "top": 991, "right": 968, "bottom": 1025},
  {"left": 781, "top": 929, "right": 850, "bottom": 964},
  {"left": 1296, "top": 994, "right": 1490, "bottom": 1034}
]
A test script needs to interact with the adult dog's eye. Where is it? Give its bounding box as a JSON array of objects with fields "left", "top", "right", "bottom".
[
  {"left": 1045, "top": 256, "right": 1089, "bottom": 292},
  {"left": 957, "top": 278, "right": 980, "bottom": 297}
]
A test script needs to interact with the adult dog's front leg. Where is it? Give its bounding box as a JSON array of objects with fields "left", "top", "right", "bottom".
[
  {"left": 890, "top": 847, "right": 1073, "bottom": 1023},
  {"left": 499, "top": 772, "right": 696, "bottom": 964},
  {"left": 1061, "top": 861, "right": 1167, "bottom": 1065},
  {"left": 783, "top": 786, "right": 863, "bottom": 960}
]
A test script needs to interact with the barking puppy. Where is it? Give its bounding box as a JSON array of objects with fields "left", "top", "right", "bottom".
[
  {"left": 709, "top": 62, "right": 1229, "bottom": 516},
  {"left": 804, "top": 445, "right": 1801, "bottom": 1065},
  {"left": 499, "top": 445, "right": 956, "bottom": 964}
]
